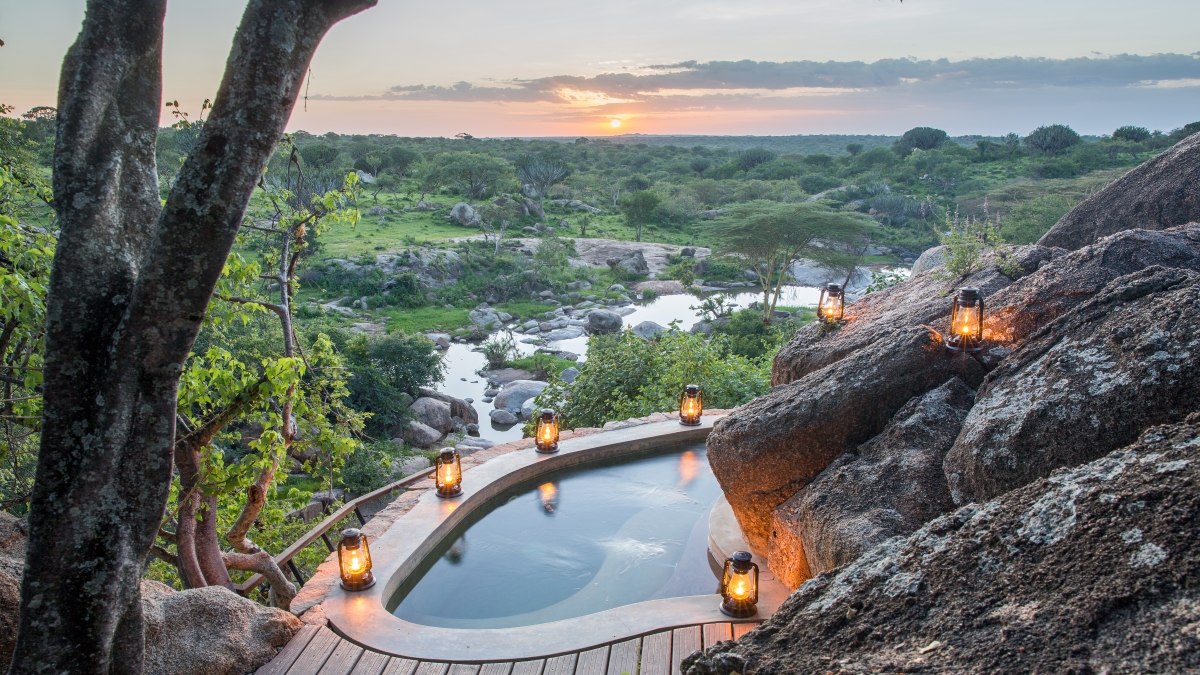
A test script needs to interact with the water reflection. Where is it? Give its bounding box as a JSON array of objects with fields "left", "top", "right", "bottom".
[
  {"left": 443, "top": 535, "right": 467, "bottom": 565},
  {"left": 677, "top": 450, "right": 699, "bottom": 487},
  {"left": 538, "top": 482, "right": 559, "bottom": 515}
]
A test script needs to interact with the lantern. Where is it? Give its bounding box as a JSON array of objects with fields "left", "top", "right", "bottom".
[
  {"left": 535, "top": 409, "right": 559, "bottom": 454},
  {"left": 947, "top": 287, "right": 984, "bottom": 353},
  {"left": 338, "top": 528, "right": 375, "bottom": 591},
  {"left": 720, "top": 551, "right": 759, "bottom": 618},
  {"left": 817, "top": 283, "right": 844, "bottom": 323},
  {"left": 435, "top": 448, "right": 463, "bottom": 498},
  {"left": 679, "top": 384, "right": 703, "bottom": 426}
]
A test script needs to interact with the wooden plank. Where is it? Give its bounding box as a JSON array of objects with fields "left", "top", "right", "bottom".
[
  {"left": 543, "top": 653, "right": 577, "bottom": 675},
  {"left": 257, "top": 624, "right": 320, "bottom": 675},
  {"left": 731, "top": 623, "right": 757, "bottom": 640},
  {"left": 286, "top": 628, "right": 342, "bottom": 675},
  {"left": 510, "top": 660, "right": 544, "bottom": 675},
  {"left": 701, "top": 623, "right": 732, "bottom": 649},
  {"left": 448, "top": 666, "right": 480, "bottom": 675},
  {"left": 671, "top": 626, "right": 701, "bottom": 675},
  {"left": 606, "top": 639, "right": 640, "bottom": 675},
  {"left": 479, "top": 664, "right": 513, "bottom": 675},
  {"left": 318, "top": 640, "right": 364, "bottom": 675},
  {"left": 381, "top": 659, "right": 419, "bottom": 675},
  {"left": 349, "top": 652, "right": 391, "bottom": 675},
  {"left": 575, "top": 647, "right": 609, "bottom": 675},
  {"left": 238, "top": 467, "right": 436, "bottom": 593},
  {"left": 640, "top": 631, "right": 672, "bottom": 675},
  {"left": 414, "top": 664, "right": 450, "bottom": 675}
]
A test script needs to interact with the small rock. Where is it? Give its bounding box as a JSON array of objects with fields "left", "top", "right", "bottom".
[
  {"left": 559, "top": 367, "right": 580, "bottom": 383},
  {"left": 489, "top": 409, "right": 520, "bottom": 425}
]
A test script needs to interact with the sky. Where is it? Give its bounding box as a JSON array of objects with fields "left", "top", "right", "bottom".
[{"left": 2, "top": 0, "right": 1199, "bottom": 138}]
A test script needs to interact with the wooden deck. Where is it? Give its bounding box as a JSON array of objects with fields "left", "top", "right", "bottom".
[{"left": 258, "top": 622, "right": 759, "bottom": 675}]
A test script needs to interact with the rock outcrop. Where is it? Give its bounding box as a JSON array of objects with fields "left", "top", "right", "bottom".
[
  {"left": 707, "top": 326, "right": 985, "bottom": 553},
  {"left": 408, "top": 397, "right": 453, "bottom": 434},
  {"left": 416, "top": 387, "right": 479, "bottom": 425},
  {"left": 983, "top": 224, "right": 1200, "bottom": 347},
  {"left": 607, "top": 250, "right": 650, "bottom": 276},
  {"left": 945, "top": 266, "right": 1200, "bottom": 504},
  {"left": 770, "top": 245, "right": 1058, "bottom": 386},
  {"left": 1038, "top": 132, "right": 1200, "bottom": 250},
  {"left": 768, "top": 378, "right": 974, "bottom": 588},
  {"left": 684, "top": 419, "right": 1200, "bottom": 675},
  {"left": 492, "top": 380, "right": 548, "bottom": 414},
  {"left": 142, "top": 581, "right": 301, "bottom": 675}
]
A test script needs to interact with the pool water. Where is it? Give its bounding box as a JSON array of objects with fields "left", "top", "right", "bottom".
[{"left": 387, "top": 442, "right": 723, "bottom": 629}]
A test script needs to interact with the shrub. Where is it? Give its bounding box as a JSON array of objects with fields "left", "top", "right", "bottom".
[
  {"left": 799, "top": 174, "right": 840, "bottom": 194},
  {"left": 480, "top": 334, "right": 519, "bottom": 369},
  {"left": 527, "top": 330, "right": 770, "bottom": 430},
  {"left": 1024, "top": 124, "right": 1082, "bottom": 156},
  {"left": 737, "top": 148, "right": 777, "bottom": 172},
  {"left": 898, "top": 127, "right": 949, "bottom": 151},
  {"left": 1112, "top": 126, "right": 1151, "bottom": 143},
  {"left": 340, "top": 441, "right": 396, "bottom": 495}
]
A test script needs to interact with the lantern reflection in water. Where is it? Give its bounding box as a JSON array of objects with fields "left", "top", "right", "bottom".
[
  {"left": 677, "top": 450, "right": 699, "bottom": 487},
  {"left": 538, "top": 482, "right": 558, "bottom": 514}
]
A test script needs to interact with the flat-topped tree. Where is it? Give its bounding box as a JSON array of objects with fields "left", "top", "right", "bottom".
[{"left": 9, "top": 0, "right": 377, "bottom": 673}]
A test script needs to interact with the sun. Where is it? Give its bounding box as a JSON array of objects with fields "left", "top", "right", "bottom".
[{"left": 609, "top": 119, "right": 621, "bottom": 128}]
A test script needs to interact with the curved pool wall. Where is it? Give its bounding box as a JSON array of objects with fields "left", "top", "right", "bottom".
[
  {"left": 321, "top": 416, "right": 789, "bottom": 661},
  {"left": 388, "top": 442, "right": 722, "bottom": 629}
]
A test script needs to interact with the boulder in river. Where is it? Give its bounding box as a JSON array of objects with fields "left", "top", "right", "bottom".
[
  {"left": 684, "top": 418, "right": 1200, "bottom": 675},
  {"left": 403, "top": 421, "right": 442, "bottom": 449},
  {"left": 768, "top": 377, "right": 974, "bottom": 589},
  {"left": 631, "top": 320, "right": 666, "bottom": 340},
  {"left": 945, "top": 265, "right": 1200, "bottom": 505},
  {"left": 707, "top": 325, "right": 986, "bottom": 553},
  {"left": 585, "top": 309, "right": 623, "bottom": 335},
  {"left": 492, "top": 379, "right": 548, "bottom": 414},
  {"left": 1038, "top": 132, "right": 1200, "bottom": 250},
  {"left": 408, "top": 397, "right": 453, "bottom": 434},
  {"left": 489, "top": 409, "right": 519, "bottom": 425}
]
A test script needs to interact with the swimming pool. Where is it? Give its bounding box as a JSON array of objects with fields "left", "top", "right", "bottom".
[{"left": 387, "top": 442, "right": 722, "bottom": 629}]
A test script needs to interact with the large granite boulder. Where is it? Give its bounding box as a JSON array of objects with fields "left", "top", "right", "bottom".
[
  {"left": 708, "top": 326, "right": 985, "bottom": 553},
  {"left": 1038, "top": 132, "right": 1200, "bottom": 250},
  {"left": 585, "top": 309, "right": 623, "bottom": 335},
  {"left": 492, "top": 379, "right": 548, "bottom": 414},
  {"left": 607, "top": 251, "right": 650, "bottom": 276},
  {"left": 403, "top": 421, "right": 442, "bottom": 448},
  {"left": 142, "top": 581, "right": 301, "bottom": 675},
  {"left": 771, "top": 245, "right": 1057, "bottom": 386},
  {"left": 983, "top": 224, "right": 1200, "bottom": 347},
  {"left": 408, "top": 397, "right": 453, "bottom": 434},
  {"left": 0, "top": 512, "right": 25, "bottom": 666},
  {"left": 945, "top": 266, "right": 1200, "bottom": 505},
  {"left": 416, "top": 387, "right": 479, "bottom": 425},
  {"left": 909, "top": 245, "right": 948, "bottom": 276},
  {"left": 448, "top": 202, "right": 481, "bottom": 227},
  {"left": 684, "top": 419, "right": 1200, "bottom": 675},
  {"left": 768, "top": 377, "right": 974, "bottom": 589}
]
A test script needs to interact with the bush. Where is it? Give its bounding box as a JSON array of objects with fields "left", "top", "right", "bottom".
[
  {"left": 527, "top": 330, "right": 770, "bottom": 430},
  {"left": 737, "top": 148, "right": 777, "bottom": 172},
  {"left": 1024, "top": 124, "right": 1082, "bottom": 156},
  {"left": 799, "top": 174, "right": 840, "bottom": 194},
  {"left": 997, "top": 194, "right": 1078, "bottom": 244},
  {"left": 480, "top": 334, "right": 518, "bottom": 369},
  {"left": 1112, "top": 126, "right": 1151, "bottom": 143},
  {"left": 344, "top": 331, "right": 445, "bottom": 437},
  {"left": 340, "top": 441, "right": 396, "bottom": 495},
  {"left": 710, "top": 308, "right": 793, "bottom": 359},
  {"left": 898, "top": 127, "right": 949, "bottom": 151}
]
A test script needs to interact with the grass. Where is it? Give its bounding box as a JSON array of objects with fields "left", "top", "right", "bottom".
[
  {"left": 510, "top": 355, "right": 579, "bottom": 375},
  {"left": 377, "top": 305, "right": 472, "bottom": 334}
]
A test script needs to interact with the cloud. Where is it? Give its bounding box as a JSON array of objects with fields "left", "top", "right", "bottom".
[{"left": 313, "top": 53, "right": 1200, "bottom": 106}]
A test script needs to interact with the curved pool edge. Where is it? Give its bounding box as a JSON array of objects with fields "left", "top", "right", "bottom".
[{"left": 321, "top": 415, "right": 781, "bottom": 661}]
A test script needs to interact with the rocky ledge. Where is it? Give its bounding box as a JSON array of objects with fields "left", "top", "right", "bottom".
[{"left": 685, "top": 417, "right": 1200, "bottom": 675}]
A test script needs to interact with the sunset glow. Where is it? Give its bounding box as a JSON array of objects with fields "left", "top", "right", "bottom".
[{"left": 610, "top": 119, "right": 622, "bottom": 128}]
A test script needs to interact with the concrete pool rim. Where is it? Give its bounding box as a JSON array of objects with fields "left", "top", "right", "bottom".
[{"left": 320, "top": 416, "right": 786, "bottom": 661}]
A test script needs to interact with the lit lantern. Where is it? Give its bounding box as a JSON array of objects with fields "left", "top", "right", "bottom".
[
  {"left": 435, "top": 448, "right": 463, "bottom": 498},
  {"left": 535, "top": 409, "right": 559, "bottom": 454},
  {"left": 338, "top": 528, "right": 375, "bottom": 591},
  {"left": 679, "top": 384, "right": 703, "bottom": 426},
  {"left": 720, "top": 551, "right": 759, "bottom": 618},
  {"left": 817, "top": 283, "right": 844, "bottom": 323},
  {"left": 947, "top": 286, "right": 984, "bottom": 353}
]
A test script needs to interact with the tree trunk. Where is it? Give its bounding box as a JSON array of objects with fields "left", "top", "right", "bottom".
[{"left": 10, "top": 0, "right": 376, "bottom": 672}]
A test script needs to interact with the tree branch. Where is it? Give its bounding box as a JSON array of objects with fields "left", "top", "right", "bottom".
[{"left": 222, "top": 550, "right": 297, "bottom": 610}]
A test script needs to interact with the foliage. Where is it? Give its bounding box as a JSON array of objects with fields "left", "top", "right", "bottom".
[
  {"left": 898, "top": 127, "right": 949, "bottom": 152},
  {"left": 528, "top": 330, "right": 770, "bottom": 430},
  {"left": 996, "top": 194, "right": 1078, "bottom": 244},
  {"left": 865, "top": 269, "right": 907, "bottom": 294},
  {"left": 299, "top": 143, "right": 340, "bottom": 168},
  {"left": 711, "top": 200, "right": 873, "bottom": 323},
  {"left": 429, "top": 152, "right": 513, "bottom": 201},
  {"left": 620, "top": 190, "right": 661, "bottom": 242},
  {"left": 1024, "top": 124, "right": 1082, "bottom": 156},
  {"left": 1112, "top": 126, "right": 1151, "bottom": 143},
  {"left": 737, "top": 148, "right": 777, "bottom": 172},
  {"left": 515, "top": 153, "right": 570, "bottom": 214},
  {"left": 344, "top": 330, "right": 445, "bottom": 438},
  {"left": 937, "top": 203, "right": 1013, "bottom": 279},
  {"left": 710, "top": 308, "right": 804, "bottom": 359},
  {"left": 480, "top": 333, "right": 519, "bottom": 369}
]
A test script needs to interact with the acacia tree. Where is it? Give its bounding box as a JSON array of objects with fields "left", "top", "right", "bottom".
[
  {"left": 712, "top": 200, "right": 873, "bottom": 325},
  {"left": 515, "top": 153, "right": 570, "bottom": 218},
  {"left": 10, "top": 0, "right": 376, "bottom": 673},
  {"left": 620, "top": 190, "right": 660, "bottom": 242},
  {"left": 430, "top": 151, "right": 512, "bottom": 202}
]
